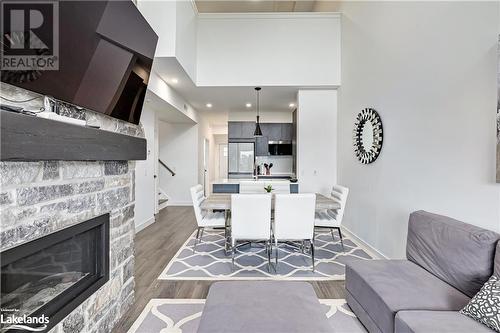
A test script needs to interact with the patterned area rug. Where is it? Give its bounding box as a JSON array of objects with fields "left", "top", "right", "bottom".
[
  {"left": 128, "top": 298, "right": 367, "bottom": 333},
  {"left": 158, "top": 229, "right": 372, "bottom": 280}
]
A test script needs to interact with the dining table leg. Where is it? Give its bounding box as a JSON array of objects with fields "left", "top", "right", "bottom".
[{"left": 224, "top": 209, "right": 231, "bottom": 255}]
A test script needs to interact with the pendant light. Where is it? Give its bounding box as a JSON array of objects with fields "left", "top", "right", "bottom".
[{"left": 254, "top": 87, "right": 263, "bottom": 137}]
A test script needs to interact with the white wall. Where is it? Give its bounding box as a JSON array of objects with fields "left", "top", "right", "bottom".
[
  {"left": 137, "top": 1, "right": 176, "bottom": 57},
  {"left": 338, "top": 1, "right": 500, "bottom": 258},
  {"left": 135, "top": 106, "right": 158, "bottom": 230},
  {"left": 196, "top": 13, "right": 340, "bottom": 87},
  {"left": 228, "top": 111, "right": 293, "bottom": 123},
  {"left": 175, "top": 0, "right": 198, "bottom": 80},
  {"left": 138, "top": 0, "right": 198, "bottom": 79},
  {"left": 297, "top": 90, "right": 338, "bottom": 195},
  {"left": 158, "top": 120, "right": 198, "bottom": 205}
]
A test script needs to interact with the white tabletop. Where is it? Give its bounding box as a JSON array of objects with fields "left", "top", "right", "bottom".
[{"left": 200, "top": 193, "right": 341, "bottom": 211}]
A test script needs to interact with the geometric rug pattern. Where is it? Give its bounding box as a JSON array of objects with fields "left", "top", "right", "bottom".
[
  {"left": 158, "top": 229, "right": 373, "bottom": 281},
  {"left": 127, "top": 298, "right": 367, "bottom": 333}
]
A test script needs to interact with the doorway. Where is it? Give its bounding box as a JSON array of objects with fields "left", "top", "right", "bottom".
[
  {"left": 218, "top": 143, "right": 228, "bottom": 179},
  {"left": 203, "top": 138, "right": 210, "bottom": 196}
]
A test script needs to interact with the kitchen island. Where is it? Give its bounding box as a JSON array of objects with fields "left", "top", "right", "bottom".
[{"left": 212, "top": 178, "right": 299, "bottom": 194}]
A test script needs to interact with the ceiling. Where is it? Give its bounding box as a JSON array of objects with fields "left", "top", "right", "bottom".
[
  {"left": 195, "top": 1, "right": 317, "bottom": 13},
  {"left": 152, "top": 57, "right": 298, "bottom": 125}
]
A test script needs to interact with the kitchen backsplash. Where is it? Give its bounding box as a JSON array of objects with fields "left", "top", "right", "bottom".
[{"left": 255, "top": 156, "right": 293, "bottom": 174}]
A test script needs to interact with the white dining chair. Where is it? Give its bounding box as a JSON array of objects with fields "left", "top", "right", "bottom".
[
  {"left": 314, "top": 185, "right": 349, "bottom": 251},
  {"left": 190, "top": 185, "right": 225, "bottom": 252},
  {"left": 231, "top": 194, "right": 273, "bottom": 271},
  {"left": 273, "top": 193, "right": 316, "bottom": 272}
]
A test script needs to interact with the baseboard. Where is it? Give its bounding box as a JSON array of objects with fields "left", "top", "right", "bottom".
[
  {"left": 135, "top": 216, "right": 155, "bottom": 233},
  {"left": 166, "top": 201, "right": 193, "bottom": 207},
  {"left": 342, "top": 226, "right": 388, "bottom": 259}
]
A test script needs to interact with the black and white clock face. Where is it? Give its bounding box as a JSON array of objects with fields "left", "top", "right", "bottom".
[{"left": 353, "top": 108, "right": 383, "bottom": 164}]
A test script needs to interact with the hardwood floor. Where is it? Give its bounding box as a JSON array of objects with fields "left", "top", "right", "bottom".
[{"left": 113, "top": 206, "right": 346, "bottom": 333}]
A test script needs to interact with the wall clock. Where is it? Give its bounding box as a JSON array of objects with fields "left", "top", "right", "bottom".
[{"left": 353, "top": 108, "right": 383, "bottom": 164}]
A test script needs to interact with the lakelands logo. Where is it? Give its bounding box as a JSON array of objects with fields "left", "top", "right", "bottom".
[
  {"left": 1, "top": 0, "right": 59, "bottom": 71},
  {"left": 0, "top": 313, "right": 49, "bottom": 332}
]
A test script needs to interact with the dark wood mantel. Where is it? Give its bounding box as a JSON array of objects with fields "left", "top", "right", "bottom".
[{"left": 0, "top": 111, "right": 146, "bottom": 161}]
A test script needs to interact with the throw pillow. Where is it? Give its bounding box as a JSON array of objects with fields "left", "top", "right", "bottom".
[{"left": 460, "top": 274, "right": 500, "bottom": 332}]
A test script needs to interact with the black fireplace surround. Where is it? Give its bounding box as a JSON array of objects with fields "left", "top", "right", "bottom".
[{"left": 0, "top": 214, "right": 110, "bottom": 332}]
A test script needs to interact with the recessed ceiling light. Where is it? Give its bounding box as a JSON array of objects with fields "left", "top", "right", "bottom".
[
  {"left": 206, "top": 103, "right": 213, "bottom": 108},
  {"left": 245, "top": 103, "right": 252, "bottom": 108},
  {"left": 289, "top": 103, "right": 296, "bottom": 108},
  {"left": 171, "top": 78, "right": 179, "bottom": 84}
]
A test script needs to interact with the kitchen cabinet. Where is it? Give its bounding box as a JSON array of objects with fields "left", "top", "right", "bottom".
[
  {"left": 229, "top": 121, "right": 293, "bottom": 141},
  {"left": 268, "top": 124, "right": 282, "bottom": 141},
  {"left": 213, "top": 184, "right": 239, "bottom": 193},
  {"left": 261, "top": 123, "right": 281, "bottom": 141},
  {"left": 259, "top": 123, "right": 270, "bottom": 138},
  {"left": 281, "top": 123, "right": 293, "bottom": 141},
  {"left": 241, "top": 122, "right": 255, "bottom": 138},
  {"left": 228, "top": 122, "right": 256, "bottom": 139},
  {"left": 255, "top": 136, "right": 269, "bottom": 156},
  {"left": 228, "top": 122, "right": 241, "bottom": 139}
]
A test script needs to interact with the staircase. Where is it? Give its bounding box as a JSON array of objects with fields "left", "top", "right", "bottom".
[
  {"left": 158, "top": 188, "right": 169, "bottom": 211},
  {"left": 157, "top": 159, "right": 174, "bottom": 211}
]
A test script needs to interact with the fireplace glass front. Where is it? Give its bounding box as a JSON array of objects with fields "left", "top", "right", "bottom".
[{"left": 0, "top": 214, "right": 109, "bottom": 332}]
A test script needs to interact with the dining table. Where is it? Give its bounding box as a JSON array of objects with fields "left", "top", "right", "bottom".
[{"left": 200, "top": 193, "right": 341, "bottom": 254}]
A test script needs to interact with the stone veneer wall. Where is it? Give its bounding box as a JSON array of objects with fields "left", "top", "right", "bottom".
[{"left": 0, "top": 83, "right": 144, "bottom": 333}]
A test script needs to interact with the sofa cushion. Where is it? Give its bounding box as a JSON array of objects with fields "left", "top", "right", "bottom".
[
  {"left": 346, "top": 290, "right": 382, "bottom": 333},
  {"left": 346, "top": 260, "right": 470, "bottom": 333},
  {"left": 395, "top": 311, "right": 493, "bottom": 333},
  {"left": 406, "top": 210, "right": 500, "bottom": 297}
]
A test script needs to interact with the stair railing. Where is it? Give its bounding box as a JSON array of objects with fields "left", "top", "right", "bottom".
[{"left": 159, "top": 159, "right": 175, "bottom": 176}]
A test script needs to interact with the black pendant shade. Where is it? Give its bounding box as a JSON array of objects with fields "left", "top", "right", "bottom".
[
  {"left": 254, "top": 87, "right": 263, "bottom": 137},
  {"left": 254, "top": 116, "right": 263, "bottom": 137}
]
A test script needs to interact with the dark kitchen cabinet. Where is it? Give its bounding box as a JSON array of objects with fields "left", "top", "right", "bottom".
[
  {"left": 241, "top": 122, "right": 255, "bottom": 138},
  {"left": 261, "top": 123, "right": 281, "bottom": 141},
  {"left": 281, "top": 123, "right": 293, "bottom": 141},
  {"left": 228, "top": 122, "right": 241, "bottom": 139},
  {"left": 259, "top": 123, "right": 270, "bottom": 138},
  {"left": 255, "top": 136, "right": 269, "bottom": 156},
  {"left": 269, "top": 124, "right": 282, "bottom": 141},
  {"left": 229, "top": 122, "right": 256, "bottom": 139},
  {"left": 229, "top": 121, "right": 293, "bottom": 141}
]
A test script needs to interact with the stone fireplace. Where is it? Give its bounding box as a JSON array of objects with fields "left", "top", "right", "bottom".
[{"left": 0, "top": 84, "right": 142, "bottom": 333}]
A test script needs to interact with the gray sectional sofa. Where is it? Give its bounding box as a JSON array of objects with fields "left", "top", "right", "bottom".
[{"left": 346, "top": 210, "right": 500, "bottom": 333}]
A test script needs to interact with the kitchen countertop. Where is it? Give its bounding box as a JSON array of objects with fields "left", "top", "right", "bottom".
[{"left": 212, "top": 178, "right": 298, "bottom": 185}]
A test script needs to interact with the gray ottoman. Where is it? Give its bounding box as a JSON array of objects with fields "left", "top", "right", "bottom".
[{"left": 197, "top": 281, "right": 332, "bottom": 333}]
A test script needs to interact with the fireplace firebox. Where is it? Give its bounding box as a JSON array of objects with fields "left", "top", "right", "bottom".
[{"left": 0, "top": 214, "right": 109, "bottom": 332}]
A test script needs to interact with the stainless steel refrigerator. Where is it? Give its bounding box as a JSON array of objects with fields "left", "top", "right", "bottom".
[{"left": 228, "top": 142, "right": 254, "bottom": 178}]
